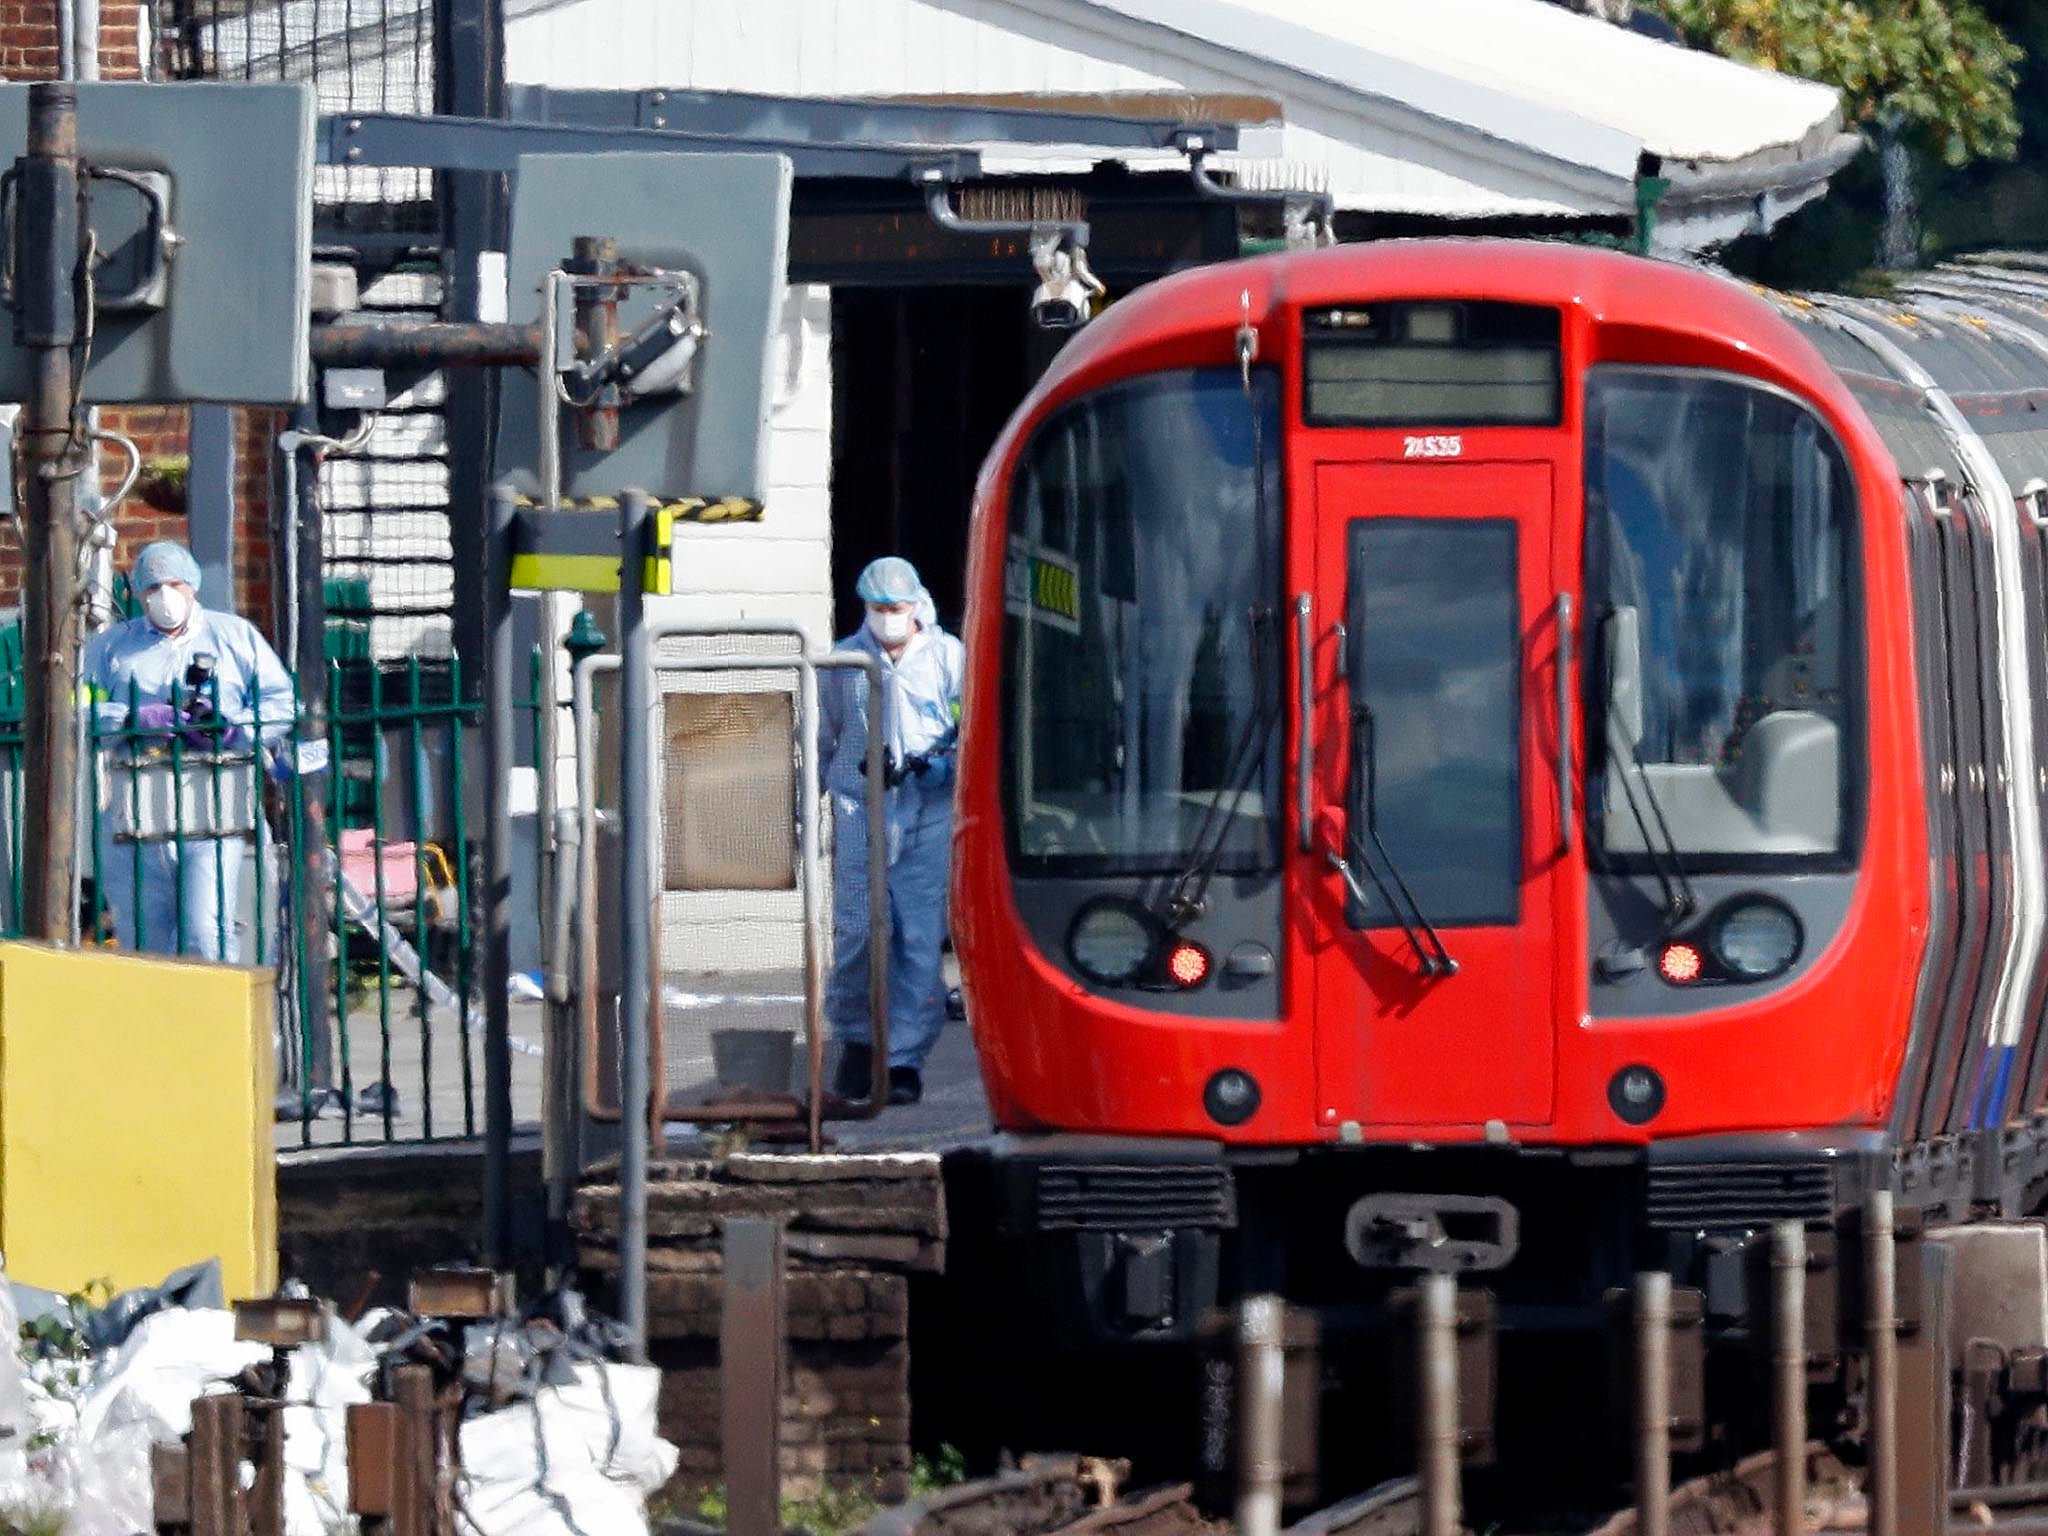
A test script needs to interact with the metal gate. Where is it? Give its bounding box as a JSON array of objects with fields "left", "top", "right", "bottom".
[{"left": 568, "top": 627, "right": 885, "bottom": 1151}]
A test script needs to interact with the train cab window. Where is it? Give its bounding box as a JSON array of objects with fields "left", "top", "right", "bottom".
[
  {"left": 1002, "top": 368, "right": 1283, "bottom": 874},
  {"left": 1585, "top": 368, "right": 1860, "bottom": 865}
]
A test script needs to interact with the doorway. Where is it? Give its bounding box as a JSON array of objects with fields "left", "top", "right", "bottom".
[{"left": 830, "top": 288, "right": 1034, "bottom": 639}]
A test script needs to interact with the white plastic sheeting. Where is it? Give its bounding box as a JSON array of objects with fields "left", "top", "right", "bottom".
[
  {"left": 0, "top": 1305, "right": 269, "bottom": 1536},
  {"left": 0, "top": 1266, "right": 679, "bottom": 1536}
]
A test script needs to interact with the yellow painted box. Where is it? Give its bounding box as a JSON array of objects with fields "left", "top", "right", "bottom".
[{"left": 0, "top": 942, "right": 277, "bottom": 1300}]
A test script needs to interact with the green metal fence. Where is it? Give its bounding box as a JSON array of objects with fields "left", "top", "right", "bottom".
[{"left": 0, "top": 635, "right": 550, "bottom": 1149}]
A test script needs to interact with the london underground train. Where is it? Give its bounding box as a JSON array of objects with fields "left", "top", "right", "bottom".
[{"left": 941, "top": 238, "right": 2048, "bottom": 1466}]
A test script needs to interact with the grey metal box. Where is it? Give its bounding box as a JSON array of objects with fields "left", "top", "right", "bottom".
[
  {"left": 496, "top": 151, "right": 792, "bottom": 504},
  {"left": 0, "top": 82, "right": 314, "bottom": 405}
]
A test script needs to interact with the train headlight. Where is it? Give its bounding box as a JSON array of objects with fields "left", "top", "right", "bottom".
[
  {"left": 1068, "top": 899, "right": 1159, "bottom": 985},
  {"left": 1608, "top": 1065, "right": 1666, "bottom": 1125},
  {"left": 1204, "top": 1068, "right": 1261, "bottom": 1127},
  {"left": 1710, "top": 899, "right": 1801, "bottom": 981}
]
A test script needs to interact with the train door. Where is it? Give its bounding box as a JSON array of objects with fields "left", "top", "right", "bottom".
[{"left": 1308, "top": 459, "right": 1560, "bottom": 1131}]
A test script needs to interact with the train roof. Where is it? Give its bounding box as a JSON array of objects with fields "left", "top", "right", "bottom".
[{"left": 1764, "top": 258, "right": 2048, "bottom": 501}]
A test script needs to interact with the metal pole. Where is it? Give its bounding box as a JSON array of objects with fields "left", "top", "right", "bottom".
[
  {"left": 71, "top": 0, "right": 99, "bottom": 81},
  {"left": 284, "top": 410, "right": 333, "bottom": 1092},
  {"left": 481, "top": 484, "right": 518, "bottom": 1265},
  {"left": 1237, "top": 1294, "right": 1285, "bottom": 1536},
  {"left": 1634, "top": 1271, "right": 1672, "bottom": 1536},
  {"left": 18, "top": 82, "right": 84, "bottom": 946},
  {"left": 544, "top": 801, "right": 580, "bottom": 1261},
  {"left": 567, "top": 236, "right": 621, "bottom": 451},
  {"left": 536, "top": 623, "right": 564, "bottom": 1259},
  {"left": 1868, "top": 1191, "right": 1899, "bottom": 1536},
  {"left": 617, "top": 486, "right": 654, "bottom": 1360},
  {"left": 1418, "top": 1272, "right": 1461, "bottom": 1536},
  {"left": 795, "top": 657, "right": 825, "bottom": 1150},
  {"left": 434, "top": 0, "right": 506, "bottom": 684},
  {"left": 1772, "top": 1221, "right": 1808, "bottom": 1536},
  {"left": 722, "top": 1218, "right": 787, "bottom": 1536},
  {"left": 862, "top": 658, "right": 888, "bottom": 1106}
]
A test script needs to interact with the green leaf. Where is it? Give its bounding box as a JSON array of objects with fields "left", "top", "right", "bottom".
[{"left": 1648, "top": 0, "right": 2022, "bottom": 164}]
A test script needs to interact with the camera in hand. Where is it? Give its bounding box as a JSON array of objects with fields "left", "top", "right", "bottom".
[{"left": 182, "top": 652, "right": 219, "bottom": 730}]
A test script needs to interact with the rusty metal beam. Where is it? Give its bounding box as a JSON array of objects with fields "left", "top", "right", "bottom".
[
  {"left": 152, "top": 1443, "right": 191, "bottom": 1532},
  {"left": 189, "top": 1395, "right": 244, "bottom": 1536},
  {"left": 309, "top": 320, "right": 543, "bottom": 370},
  {"left": 250, "top": 1402, "right": 286, "bottom": 1536},
  {"left": 390, "top": 1365, "right": 440, "bottom": 1536},
  {"left": 348, "top": 1402, "right": 400, "bottom": 1522},
  {"left": 723, "top": 1218, "right": 788, "bottom": 1536}
]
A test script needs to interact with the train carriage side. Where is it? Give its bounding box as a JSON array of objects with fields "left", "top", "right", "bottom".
[{"left": 1772, "top": 274, "right": 2048, "bottom": 1218}]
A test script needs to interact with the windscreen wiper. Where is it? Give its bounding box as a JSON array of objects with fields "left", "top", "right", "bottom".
[
  {"left": 1345, "top": 706, "right": 1456, "bottom": 976},
  {"left": 1161, "top": 605, "right": 1279, "bottom": 927},
  {"left": 1603, "top": 707, "right": 1699, "bottom": 931}
]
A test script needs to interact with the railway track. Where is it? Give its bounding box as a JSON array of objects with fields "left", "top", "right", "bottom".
[
  {"left": 853, "top": 1462, "right": 1420, "bottom": 1536},
  {"left": 849, "top": 1451, "right": 2048, "bottom": 1536}
]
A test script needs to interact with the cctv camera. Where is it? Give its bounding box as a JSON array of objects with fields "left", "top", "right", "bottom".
[{"left": 1030, "top": 295, "right": 1086, "bottom": 331}]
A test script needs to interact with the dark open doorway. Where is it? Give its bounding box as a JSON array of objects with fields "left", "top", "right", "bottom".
[{"left": 830, "top": 288, "right": 1034, "bottom": 639}]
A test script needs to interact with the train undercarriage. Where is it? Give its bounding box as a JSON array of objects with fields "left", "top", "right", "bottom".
[{"left": 926, "top": 1128, "right": 2048, "bottom": 1516}]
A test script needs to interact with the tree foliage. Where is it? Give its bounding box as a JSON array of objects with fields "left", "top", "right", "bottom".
[{"left": 1650, "top": 0, "right": 2023, "bottom": 165}]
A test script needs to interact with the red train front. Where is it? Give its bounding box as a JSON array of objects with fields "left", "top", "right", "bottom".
[{"left": 940, "top": 238, "right": 2048, "bottom": 1472}]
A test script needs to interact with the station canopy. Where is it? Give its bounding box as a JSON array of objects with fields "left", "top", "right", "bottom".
[{"left": 501, "top": 0, "right": 1861, "bottom": 251}]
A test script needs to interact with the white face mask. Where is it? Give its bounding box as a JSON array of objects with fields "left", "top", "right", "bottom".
[
  {"left": 867, "top": 608, "right": 913, "bottom": 645},
  {"left": 143, "top": 585, "right": 192, "bottom": 634}
]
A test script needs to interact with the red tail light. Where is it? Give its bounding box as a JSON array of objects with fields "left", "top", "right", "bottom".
[
  {"left": 1166, "top": 941, "right": 1211, "bottom": 988},
  {"left": 1658, "top": 942, "right": 1704, "bottom": 984}
]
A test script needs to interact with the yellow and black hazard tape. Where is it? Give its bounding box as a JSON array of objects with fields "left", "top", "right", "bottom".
[
  {"left": 506, "top": 494, "right": 765, "bottom": 594},
  {"left": 509, "top": 492, "right": 765, "bottom": 522}
]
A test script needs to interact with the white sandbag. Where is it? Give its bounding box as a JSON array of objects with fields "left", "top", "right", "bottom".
[
  {"left": 283, "top": 1313, "right": 378, "bottom": 1536},
  {"left": 60, "top": 1419, "right": 155, "bottom": 1536},
  {"left": 456, "top": 1361, "right": 679, "bottom": 1536},
  {"left": 78, "top": 1307, "right": 270, "bottom": 1445},
  {"left": 0, "top": 1262, "right": 32, "bottom": 1441}
]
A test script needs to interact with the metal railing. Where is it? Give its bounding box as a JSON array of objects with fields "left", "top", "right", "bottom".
[
  {"left": 0, "top": 647, "right": 551, "bottom": 1149},
  {"left": 566, "top": 628, "right": 889, "bottom": 1154}
]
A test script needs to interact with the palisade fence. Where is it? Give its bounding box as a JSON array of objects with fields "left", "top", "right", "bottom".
[
  {"left": 105, "top": 0, "right": 505, "bottom": 1148},
  {"left": 0, "top": 637, "right": 550, "bottom": 1148}
]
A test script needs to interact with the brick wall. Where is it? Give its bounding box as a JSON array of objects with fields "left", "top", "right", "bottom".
[
  {"left": 0, "top": 1, "right": 281, "bottom": 631},
  {"left": 575, "top": 1152, "right": 946, "bottom": 1504}
]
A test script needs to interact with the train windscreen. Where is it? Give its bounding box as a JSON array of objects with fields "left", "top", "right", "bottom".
[
  {"left": 1002, "top": 368, "right": 1284, "bottom": 875},
  {"left": 1303, "top": 301, "right": 1561, "bottom": 427},
  {"left": 1585, "top": 366, "right": 1860, "bottom": 866}
]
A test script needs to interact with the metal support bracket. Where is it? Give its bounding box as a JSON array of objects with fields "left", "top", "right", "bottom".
[{"left": 1176, "top": 131, "right": 1334, "bottom": 247}]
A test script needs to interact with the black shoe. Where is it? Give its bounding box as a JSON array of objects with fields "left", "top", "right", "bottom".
[
  {"left": 833, "top": 1042, "right": 874, "bottom": 1100},
  {"left": 353, "top": 1081, "right": 400, "bottom": 1118},
  {"left": 945, "top": 987, "right": 967, "bottom": 1021},
  {"left": 888, "top": 1067, "right": 923, "bottom": 1106}
]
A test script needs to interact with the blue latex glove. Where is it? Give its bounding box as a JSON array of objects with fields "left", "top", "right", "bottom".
[{"left": 132, "top": 702, "right": 177, "bottom": 735}]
